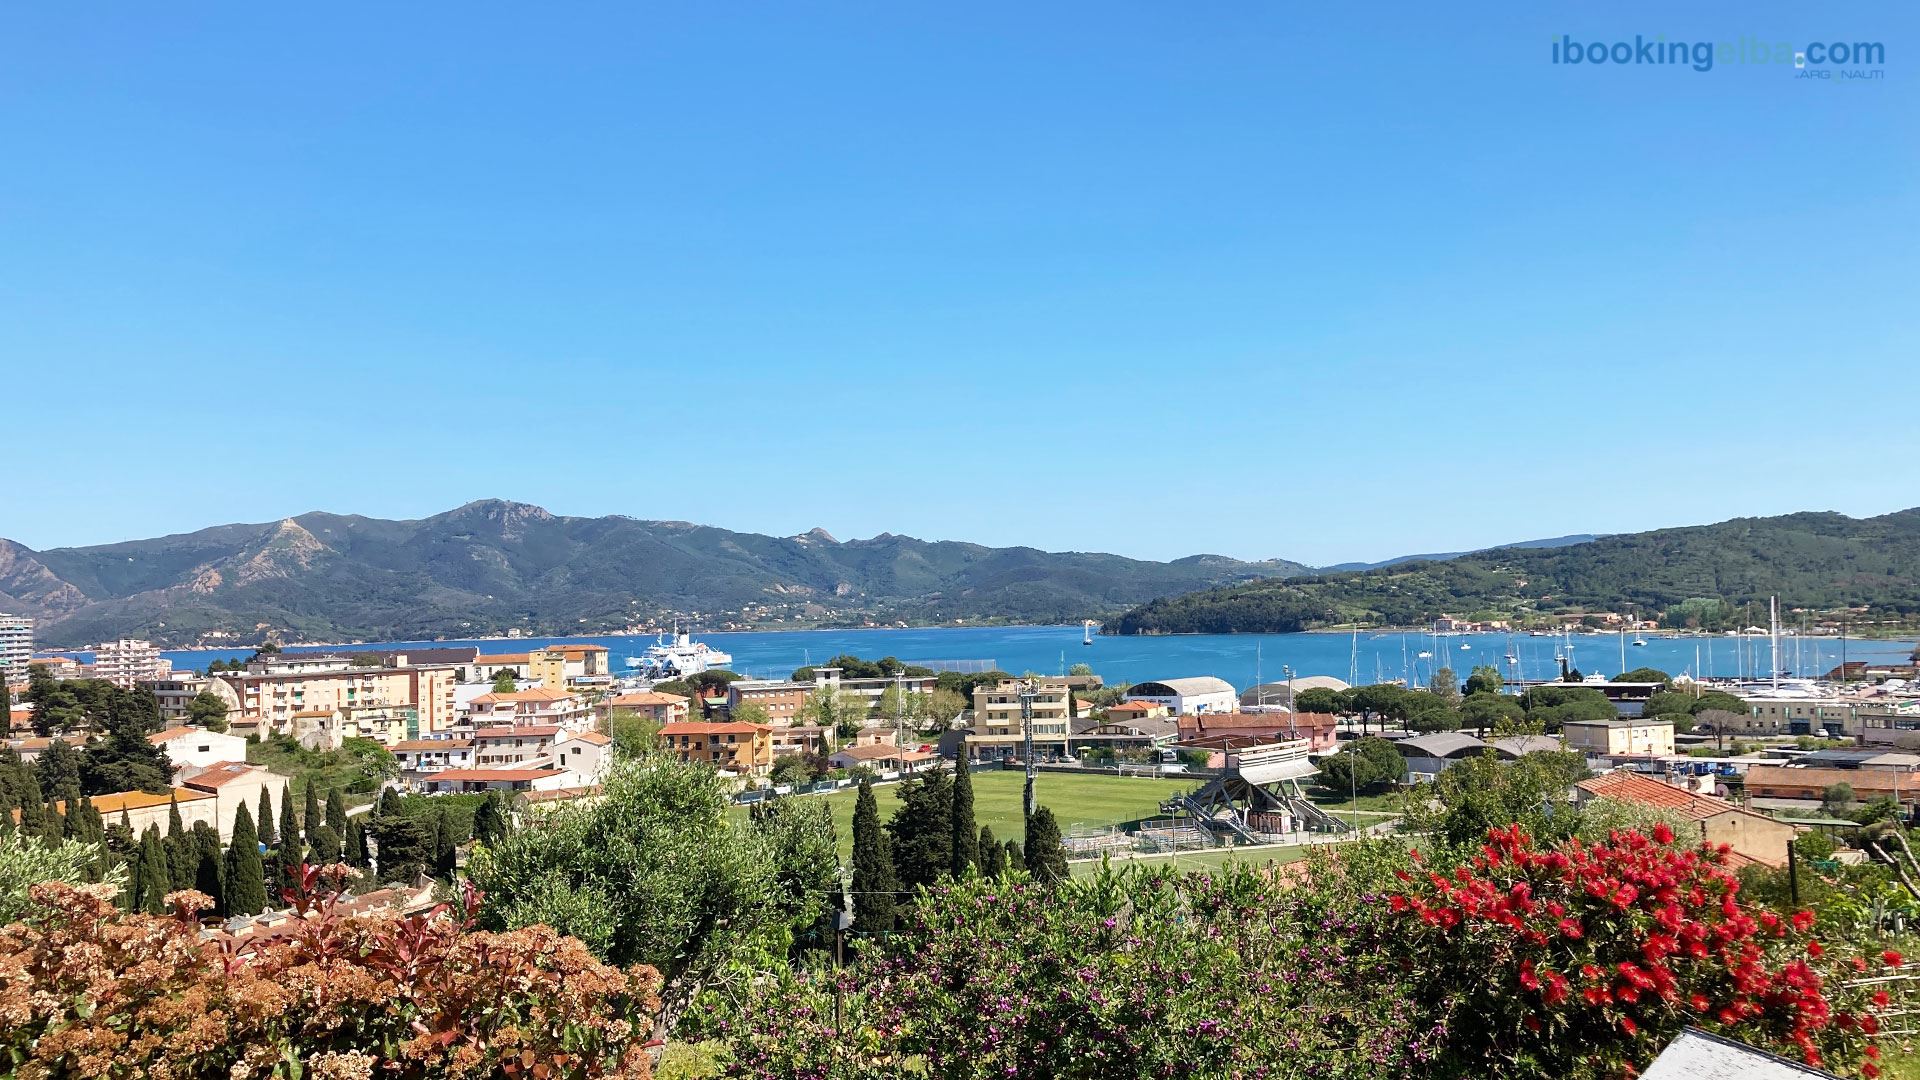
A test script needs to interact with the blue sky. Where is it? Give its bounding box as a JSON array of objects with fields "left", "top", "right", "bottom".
[{"left": 2, "top": 2, "right": 1914, "bottom": 565}]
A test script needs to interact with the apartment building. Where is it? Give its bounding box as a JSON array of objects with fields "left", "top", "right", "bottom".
[
  {"left": 391, "top": 738, "right": 476, "bottom": 778},
  {"left": 599, "top": 690, "right": 691, "bottom": 725},
  {"left": 177, "top": 762, "right": 290, "bottom": 844},
  {"left": 966, "top": 679, "right": 1074, "bottom": 761},
  {"left": 0, "top": 613, "right": 31, "bottom": 687},
  {"left": 810, "top": 667, "right": 939, "bottom": 716},
  {"left": 211, "top": 662, "right": 461, "bottom": 737},
  {"left": 657, "top": 721, "right": 774, "bottom": 776},
  {"left": 148, "top": 674, "right": 212, "bottom": 722},
  {"left": 467, "top": 687, "right": 591, "bottom": 731},
  {"left": 726, "top": 680, "right": 810, "bottom": 724},
  {"left": 92, "top": 639, "right": 170, "bottom": 689},
  {"left": 1562, "top": 718, "right": 1676, "bottom": 758},
  {"left": 148, "top": 725, "right": 248, "bottom": 768},
  {"left": 472, "top": 725, "right": 565, "bottom": 768}
]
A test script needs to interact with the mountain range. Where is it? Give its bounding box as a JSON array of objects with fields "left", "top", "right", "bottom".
[
  {"left": 0, "top": 500, "right": 1310, "bottom": 648},
  {"left": 1108, "top": 508, "right": 1920, "bottom": 636}
]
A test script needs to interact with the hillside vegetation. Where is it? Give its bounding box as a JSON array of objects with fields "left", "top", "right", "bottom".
[{"left": 1111, "top": 508, "right": 1920, "bottom": 634}]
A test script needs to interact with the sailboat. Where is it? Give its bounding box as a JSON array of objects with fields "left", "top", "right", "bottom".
[{"left": 1082, "top": 620, "right": 1095, "bottom": 646}]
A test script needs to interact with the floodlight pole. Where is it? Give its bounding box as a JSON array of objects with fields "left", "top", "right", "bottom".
[{"left": 1020, "top": 681, "right": 1038, "bottom": 819}]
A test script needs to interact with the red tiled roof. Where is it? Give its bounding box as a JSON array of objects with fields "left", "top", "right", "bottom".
[
  {"left": 608, "top": 691, "right": 689, "bottom": 707},
  {"left": 428, "top": 768, "right": 562, "bottom": 782},
  {"left": 659, "top": 722, "right": 771, "bottom": 736},
  {"left": 562, "top": 731, "right": 612, "bottom": 746},
  {"left": 1576, "top": 772, "right": 1739, "bottom": 820},
  {"left": 471, "top": 688, "right": 577, "bottom": 705},
  {"left": 91, "top": 788, "right": 215, "bottom": 813},
  {"left": 472, "top": 725, "right": 561, "bottom": 739},
  {"left": 147, "top": 726, "right": 203, "bottom": 744},
  {"left": 181, "top": 762, "right": 266, "bottom": 791},
  {"left": 475, "top": 653, "right": 532, "bottom": 665}
]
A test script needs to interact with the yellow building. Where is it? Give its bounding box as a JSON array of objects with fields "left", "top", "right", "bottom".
[
  {"left": 966, "top": 678, "right": 1074, "bottom": 761},
  {"left": 1562, "top": 718, "right": 1676, "bottom": 757},
  {"left": 214, "top": 664, "right": 460, "bottom": 737}
]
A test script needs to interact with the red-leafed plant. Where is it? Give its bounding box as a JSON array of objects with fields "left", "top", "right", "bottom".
[
  {"left": 0, "top": 864, "right": 661, "bottom": 1080},
  {"left": 1388, "top": 823, "right": 1901, "bottom": 1078}
]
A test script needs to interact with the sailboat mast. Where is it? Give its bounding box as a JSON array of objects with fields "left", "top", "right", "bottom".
[{"left": 1769, "top": 596, "right": 1780, "bottom": 692}]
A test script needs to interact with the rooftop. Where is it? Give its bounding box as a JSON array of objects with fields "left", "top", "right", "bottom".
[{"left": 428, "top": 768, "right": 564, "bottom": 783}]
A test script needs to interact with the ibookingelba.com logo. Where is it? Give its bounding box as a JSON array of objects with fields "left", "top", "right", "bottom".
[{"left": 1551, "top": 34, "right": 1886, "bottom": 79}]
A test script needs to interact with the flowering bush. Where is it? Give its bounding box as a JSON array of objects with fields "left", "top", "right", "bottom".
[
  {"left": 1387, "top": 823, "right": 1903, "bottom": 1078},
  {"left": 0, "top": 864, "right": 661, "bottom": 1079}
]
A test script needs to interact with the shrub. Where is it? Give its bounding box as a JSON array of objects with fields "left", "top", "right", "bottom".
[{"left": 0, "top": 866, "right": 661, "bottom": 1079}]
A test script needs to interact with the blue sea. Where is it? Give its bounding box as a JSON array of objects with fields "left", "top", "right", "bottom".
[{"left": 145, "top": 625, "right": 1920, "bottom": 690}]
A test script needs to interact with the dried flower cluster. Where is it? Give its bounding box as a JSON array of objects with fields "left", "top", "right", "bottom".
[{"left": 0, "top": 864, "right": 661, "bottom": 1080}]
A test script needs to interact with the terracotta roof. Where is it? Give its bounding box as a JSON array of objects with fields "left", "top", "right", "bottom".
[
  {"left": 291, "top": 709, "right": 336, "bottom": 718},
  {"left": 428, "top": 768, "right": 562, "bottom": 783},
  {"left": 1576, "top": 772, "right": 1741, "bottom": 820},
  {"left": 659, "top": 722, "right": 772, "bottom": 736},
  {"left": 831, "top": 743, "right": 924, "bottom": 762},
  {"left": 472, "top": 725, "right": 561, "bottom": 739},
  {"left": 471, "top": 688, "right": 577, "bottom": 705},
  {"left": 5, "top": 736, "right": 76, "bottom": 752},
  {"left": 520, "top": 784, "right": 602, "bottom": 803},
  {"left": 1107, "top": 701, "right": 1162, "bottom": 713},
  {"left": 92, "top": 788, "right": 215, "bottom": 814},
  {"left": 148, "top": 727, "right": 202, "bottom": 744},
  {"left": 561, "top": 731, "right": 612, "bottom": 746},
  {"left": 181, "top": 762, "right": 267, "bottom": 791},
  {"left": 474, "top": 653, "right": 532, "bottom": 665},
  {"left": 541, "top": 643, "right": 608, "bottom": 653},
  {"left": 391, "top": 739, "right": 473, "bottom": 751},
  {"left": 1744, "top": 765, "right": 1909, "bottom": 796},
  {"left": 609, "top": 691, "right": 689, "bottom": 707}
]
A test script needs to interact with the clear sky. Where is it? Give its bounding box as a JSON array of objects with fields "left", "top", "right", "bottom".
[{"left": 2, "top": 2, "right": 1914, "bottom": 565}]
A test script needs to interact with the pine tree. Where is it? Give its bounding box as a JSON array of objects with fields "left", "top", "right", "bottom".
[
  {"left": 324, "top": 787, "right": 347, "bottom": 833},
  {"left": 224, "top": 802, "right": 269, "bottom": 916},
  {"left": 1023, "top": 806, "right": 1068, "bottom": 886},
  {"left": 1004, "top": 838, "right": 1025, "bottom": 873},
  {"left": 884, "top": 772, "right": 953, "bottom": 891},
  {"left": 192, "top": 822, "right": 225, "bottom": 913},
  {"left": 302, "top": 784, "right": 321, "bottom": 835},
  {"left": 134, "top": 826, "right": 171, "bottom": 914},
  {"left": 257, "top": 787, "right": 276, "bottom": 847},
  {"left": 950, "top": 754, "right": 978, "bottom": 876},
  {"left": 377, "top": 788, "right": 402, "bottom": 817},
  {"left": 279, "top": 789, "right": 299, "bottom": 851},
  {"left": 850, "top": 778, "right": 897, "bottom": 935},
  {"left": 344, "top": 817, "right": 369, "bottom": 868}
]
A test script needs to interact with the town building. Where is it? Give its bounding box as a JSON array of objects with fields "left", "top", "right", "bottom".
[
  {"left": 965, "top": 679, "right": 1074, "bottom": 761},
  {"left": 809, "top": 668, "right": 939, "bottom": 716},
  {"left": 770, "top": 724, "right": 831, "bottom": 757},
  {"left": 657, "top": 721, "right": 774, "bottom": 776},
  {"left": 552, "top": 730, "right": 613, "bottom": 785},
  {"left": 178, "top": 763, "right": 291, "bottom": 843},
  {"left": 828, "top": 742, "right": 937, "bottom": 775},
  {"left": 1, "top": 735, "right": 78, "bottom": 764},
  {"left": 1124, "top": 677, "right": 1239, "bottom": 716},
  {"left": 725, "top": 680, "right": 811, "bottom": 725},
  {"left": 210, "top": 662, "right": 461, "bottom": 738},
  {"left": 91, "top": 639, "right": 170, "bottom": 689},
  {"left": 25, "top": 656, "right": 83, "bottom": 681},
  {"left": 87, "top": 788, "right": 220, "bottom": 838},
  {"left": 472, "top": 726, "right": 565, "bottom": 769},
  {"left": 0, "top": 613, "right": 31, "bottom": 687},
  {"left": 419, "top": 767, "right": 571, "bottom": 795},
  {"left": 466, "top": 687, "right": 591, "bottom": 731},
  {"left": 1743, "top": 765, "right": 1915, "bottom": 813},
  {"left": 473, "top": 652, "right": 535, "bottom": 681},
  {"left": 598, "top": 690, "right": 691, "bottom": 725},
  {"left": 1562, "top": 718, "right": 1676, "bottom": 758},
  {"left": 1574, "top": 771, "right": 1794, "bottom": 869},
  {"left": 148, "top": 726, "right": 248, "bottom": 768},
  {"left": 1103, "top": 700, "right": 1171, "bottom": 723},
  {"left": 391, "top": 738, "right": 476, "bottom": 779},
  {"left": 1069, "top": 713, "right": 1181, "bottom": 756},
  {"left": 1178, "top": 712, "right": 1340, "bottom": 754},
  {"left": 1391, "top": 732, "right": 1494, "bottom": 782},
  {"left": 147, "top": 674, "right": 213, "bottom": 722},
  {"left": 1238, "top": 676, "right": 1351, "bottom": 711}
]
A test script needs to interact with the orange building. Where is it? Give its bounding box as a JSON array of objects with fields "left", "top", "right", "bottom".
[{"left": 657, "top": 721, "right": 774, "bottom": 776}]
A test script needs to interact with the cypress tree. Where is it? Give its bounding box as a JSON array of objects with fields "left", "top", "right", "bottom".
[
  {"left": 324, "top": 787, "right": 347, "bottom": 833},
  {"left": 344, "top": 816, "right": 369, "bottom": 868},
  {"left": 192, "top": 822, "right": 225, "bottom": 913},
  {"left": 950, "top": 755, "right": 978, "bottom": 876},
  {"left": 278, "top": 790, "right": 299, "bottom": 851},
  {"left": 473, "top": 791, "right": 507, "bottom": 845},
  {"left": 302, "top": 784, "right": 320, "bottom": 835},
  {"left": 308, "top": 823, "right": 341, "bottom": 865},
  {"left": 165, "top": 795, "right": 194, "bottom": 889},
  {"left": 257, "top": 787, "right": 276, "bottom": 847},
  {"left": 377, "top": 788, "right": 402, "bottom": 817},
  {"left": 39, "top": 798, "right": 64, "bottom": 843},
  {"left": 65, "top": 790, "right": 103, "bottom": 844},
  {"left": 16, "top": 775, "right": 44, "bottom": 833},
  {"left": 850, "top": 778, "right": 897, "bottom": 935},
  {"left": 1004, "top": 838, "right": 1025, "bottom": 873},
  {"left": 1024, "top": 806, "right": 1068, "bottom": 886},
  {"left": 1, "top": 686, "right": 9, "bottom": 731},
  {"left": 0, "top": 787, "right": 12, "bottom": 838},
  {"left": 978, "top": 825, "right": 1005, "bottom": 877},
  {"left": 433, "top": 809, "right": 456, "bottom": 876},
  {"left": 134, "top": 826, "right": 171, "bottom": 914},
  {"left": 224, "top": 802, "right": 269, "bottom": 916}
]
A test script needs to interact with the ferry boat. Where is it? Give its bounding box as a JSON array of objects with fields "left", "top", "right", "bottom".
[{"left": 625, "top": 630, "right": 734, "bottom": 679}]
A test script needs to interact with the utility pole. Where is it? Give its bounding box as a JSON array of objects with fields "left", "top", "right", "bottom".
[{"left": 1019, "top": 680, "right": 1038, "bottom": 819}]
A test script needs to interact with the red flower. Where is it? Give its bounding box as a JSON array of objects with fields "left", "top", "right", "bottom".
[
  {"left": 1862, "top": 1063, "right": 1880, "bottom": 1079},
  {"left": 1872, "top": 989, "right": 1890, "bottom": 1008},
  {"left": 1689, "top": 994, "right": 1710, "bottom": 1012},
  {"left": 1651, "top": 822, "right": 1673, "bottom": 844},
  {"left": 1884, "top": 949, "right": 1905, "bottom": 967},
  {"left": 1559, "top": 918, "right": 1584, "bottom": 940},
  {"left": 1805, "top": 941, "right": 1823, "bottom": 958},
  {"left": 1619, "top": 1016, "right": 1638, "bottom": 1037},
  {"left": 1523, "top": 1015, "right": 1542, "bottom": 1032},
  {"left": 1790, "top": 910, "right": 1815, "bottom": 931}
]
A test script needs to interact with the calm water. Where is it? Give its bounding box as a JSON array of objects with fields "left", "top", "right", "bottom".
[{"left": 151, "top": 625, "right": 1920, "bottom": 689}]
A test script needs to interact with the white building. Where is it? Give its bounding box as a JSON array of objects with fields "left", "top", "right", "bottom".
[
  {"left": 550, "top": 730, "right": 613, "bottom": 785},
  {"left": 392, "top": 738, "right": 476, "bottom": 779},
  {"left": 0, "top": 613, "right": 31, "bottom": 687},
  {"left": 471, "top": 725, "right": 566, "bottom": 769},
  {"left": 177, "top": 762, "right": 291, "bottom": 844},
  {"left": 149, "top": 726, "right": 249, "bottom": 768},
  {"left": 466, "top": 688, "right": 592, "bottom": 732},
  {"left": 1124, "top": 677, "right": 1239, "bottom": 716},
  {"left": 92, "top": 639, "right": 170, "bottom": 689}
]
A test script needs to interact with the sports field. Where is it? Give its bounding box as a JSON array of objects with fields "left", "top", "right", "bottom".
[
  {"left": 1068, "top": 843, "right": 1311, "bottom": 877},
  {"left": 782, "top": 769, "right": 1199, "bottom": 856}
]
